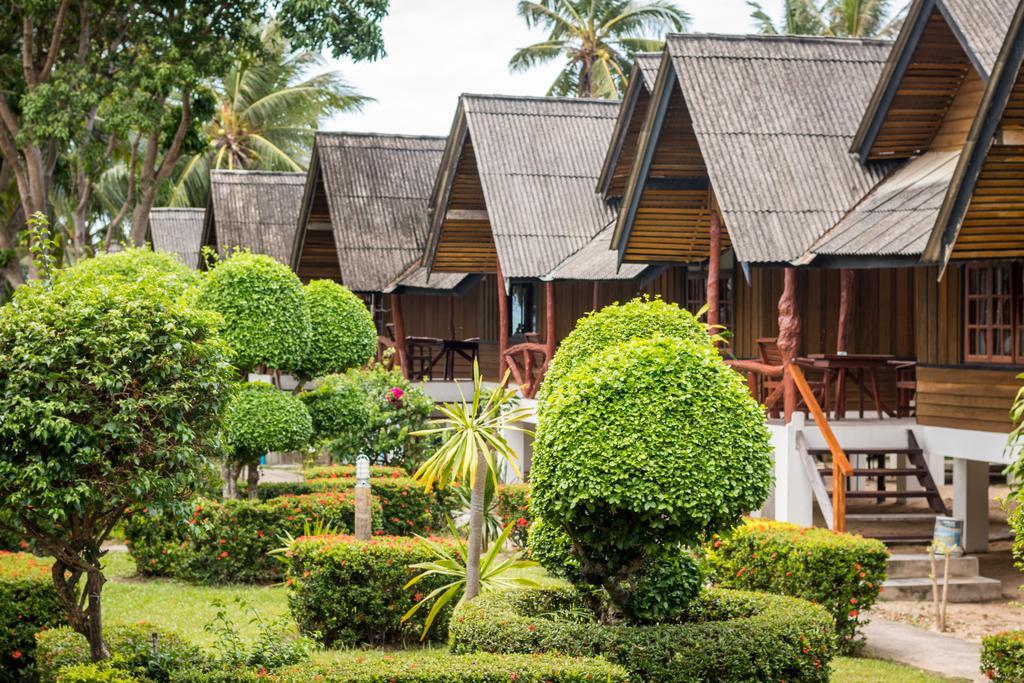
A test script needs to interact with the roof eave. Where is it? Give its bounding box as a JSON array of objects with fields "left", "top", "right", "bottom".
[
  {"left": 596, "top": 61, "right": 649, "bottom": 198},
  {"left": 423, "top": 100, "right": 470, "bottom": 275}
]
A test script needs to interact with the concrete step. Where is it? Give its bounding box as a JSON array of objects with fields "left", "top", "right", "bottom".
[
  {"left": 880, "top": 576, "right": 1003, "bottom": 603},
  {"left": 887, "top": 553, "right": 979, "bottom": 579}
]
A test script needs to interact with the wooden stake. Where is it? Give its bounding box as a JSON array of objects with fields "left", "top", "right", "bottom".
[
  {"left": 496, "top": 262, "right": 509, "bottom": 376},
  {"left": 837, "top": 269, "right": 854, "bottom": 353},
  {"left": 778, "top": 267, "right": 800, "bottom": 422},
  {"left": 390, "top": 293, "right": 409, "bottom": 379},
  {"left": 707, "top": 210, "right": 722, "bottom": 329},
  {"left": 941, "top": 549, "right": 951, "bottom": 632},
  {"left": 929, "top": 544, "right": 941, "bottom": 631}
]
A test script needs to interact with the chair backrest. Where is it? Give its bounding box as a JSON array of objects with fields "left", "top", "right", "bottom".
[{"left": 757, "top": 337, "right": 784, "bottom": 366}]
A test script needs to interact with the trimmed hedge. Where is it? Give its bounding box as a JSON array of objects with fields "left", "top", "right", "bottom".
[
  {"left": 450, "top": 587, "right": 836, "bottom": 682},
  {"left": 304, "top": 464, "right": 407, "bottom": 479},
  {"left": 171, "top": 651, "right": 630, "bottom": 682},
  {"left": 125, "top": 493, "right": 381, "bottom": 584},
  {"left": 35, "top": 623, "right": 204, "bottom": 683},
  {"left": 0, "top": 552, "right": 64, "bottom": 682},
  {"left": 284, "top": 534, "right": 458, "bottom": 647},
  {"left": 982, "top": 631, "right": 1024, "bottom": 682},
  {"left": 704, "top": 519, "right": 888, "bottom": 651}
]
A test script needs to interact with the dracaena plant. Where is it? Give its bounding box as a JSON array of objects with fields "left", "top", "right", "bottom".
[{"left": 412, "top": 361, "right": 532, "bottom": 602}]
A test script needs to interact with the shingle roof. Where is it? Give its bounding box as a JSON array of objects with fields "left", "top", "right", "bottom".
[
  {"left": 207, "top": 170, "right": 304, "bottom": 265},
  {"left": 665, "top": 34, "right": 896, "bottom": 263},
  {"left": 459, "top": 95, "right": 620, "bottom": 278},
  {"left": 313, "top": 132, "right": 470, "bottom": 292},
  {"left": 149, "top": 208, "right": 204, "bottom": 269},
  {"left": 635, "top": 52, "right": 662, "bottom": 89},
  {"left": 807, "top": 150, "right": 960, "bottom": 260},
  {"left": 547, "top": 225, "right": 649, "bottom": 280},
  {"left": 942, "top": 0, "right": 1018, "bottom": 75}
]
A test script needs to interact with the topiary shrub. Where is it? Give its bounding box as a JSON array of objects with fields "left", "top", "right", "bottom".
[
  {"left": 537, "top": 296, "right": 710, "bottom": 404},
  {"left": 53, "top": 247, "right": 198, "bottom": 300},
  {"left": 704, "top": 519, "right": 888, "bottom": 652},
  {"left": 300, "top": 367, "right": 435, "bottom": 470},
  {"left": 982, "top": 631, "right": 1024, "bottom": 682},
  {"left": 0, "top": 552, "right": 64, "bottom": 682},
  {"left": 222, "top": 381, "right": 312, "bottom": 497},
  {"left": 296, "top": 280, "right": 377, "bottom": 381},
  {"left": 450, "top": 587, "right": 835, "bottom": 683},
  {"left": 284, "top": 534, "right": 459, "bottom": 647},
  {"left": 531, "top": 335, "right": 773, "bottom": 620},
  {"left": 194, "top": 251, "right": 310, "bottom": 374}
]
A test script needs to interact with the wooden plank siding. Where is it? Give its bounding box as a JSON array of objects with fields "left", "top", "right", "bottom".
[
  {"left": 432, "top": 135, "right": 498, "bottom": 273},
  {"left": 916, "top": 366, "right": 1019, "bottom": 432},
  {"left": 607, "top": 86, "right": 650, "bottom": 199}
]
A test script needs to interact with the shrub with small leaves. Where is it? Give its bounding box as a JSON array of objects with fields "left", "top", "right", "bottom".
[
  {"left": 194, "top": 251, "right": 310, "bottom": 373},
  {"left": 297, "top": 280, "right": 376, "bottom": 380},
  {"left": 0, "top": 552, "right": 64, "bottom": 682},
  {"left": 982, "top": 631, "right": 1024, "bottom": 682},
  {"left": 224, "top": 382, "right": 312, "bottom": 464},
  {"left": 53, "top": 247, "right": 198, "bottom": 300},
  {"left": 704, "top": 519, "right": 888, "bottom": 652}
]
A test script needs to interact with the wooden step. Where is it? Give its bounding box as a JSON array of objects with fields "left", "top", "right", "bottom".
[
  {"left": 808, "top": 447, "right": 922, "bottom": 456},
  {"left": 830, "top": 490, "right": 935, "bottom": 499},
  {"left": 817, "top": 467, "right": 926, "bottom": 477},
  {"left": 869, "top": 534, "right": 936, "bottom": 544}
]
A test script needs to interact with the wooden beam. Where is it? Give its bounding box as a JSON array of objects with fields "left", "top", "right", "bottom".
[
  {"left": 778, "top": 267, "right": 800, "bottom": 422},
  {"left": 390, "top": 293, "right": 409, "bottom": 379},
  {"left": 837, "top": 269, "right": 854, "bottom": 353},
  {"left": 445, "top": 209, "right": 490, "bottom": 222},
  {"left": 644, "top": 176, "right": 710, "bottom": 191},
  {"left": 497, "top": 263, "right": 509, "bottom": 377},
  {"left": 545, "top": 280, "right": 556, "bottom": 361},
  {"left": 707, "top": 209, "right": 721, "bottom": 330},
  {"left": 994, "top": 127, "right": 1024, "bottom": 146},
  {"left": 592, "top": 281, "right": 601, "bottom": 312}
]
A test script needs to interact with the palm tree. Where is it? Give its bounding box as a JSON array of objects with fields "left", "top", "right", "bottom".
[
  {"left": 509, "top": 0, "right": 690, "bottom": 99},
  {"left": 748, "top": 0, "right": 905, "bottom": 37},
  {"left": 168, "top": 24, "right": 368, "bottom": 207},
  {"left": 412, "top": 364, "right": 532, "bottom": 601}
]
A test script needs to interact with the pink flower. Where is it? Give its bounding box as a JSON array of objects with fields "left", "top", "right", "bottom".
[{"left": 386, "top": 387, "right": 404, "bottom": 406}]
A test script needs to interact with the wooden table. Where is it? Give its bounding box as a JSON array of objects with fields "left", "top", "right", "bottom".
[
  {"left": 797, "top": 354, "right": 898, "bottom": 419},
  {"left": 404, "top": 337, "right": 480, "bottom": 381}
]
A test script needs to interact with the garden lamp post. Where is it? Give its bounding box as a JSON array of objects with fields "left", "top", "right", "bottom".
[{"left": 354, "top": 454, "right": 372, "bottom": 540}]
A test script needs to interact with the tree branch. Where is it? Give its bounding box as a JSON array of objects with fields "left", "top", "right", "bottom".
[
  {"left": 39, "top": 0, "right": 73, "bottom": 83},
  {"left": 22, "top": 17, "right": 36, "bottom": 86},
  {"left": 154, "top": 90, "right": 192, "bottom": 183}
]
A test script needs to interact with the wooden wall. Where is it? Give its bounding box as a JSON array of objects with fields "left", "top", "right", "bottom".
[{"left": 916, "top": 366, "right": 1019, "bottom": 432}]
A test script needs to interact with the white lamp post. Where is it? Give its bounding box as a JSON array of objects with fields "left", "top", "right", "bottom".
[{"left": 354, "top": 454, "right": 372, "bottom": 540}]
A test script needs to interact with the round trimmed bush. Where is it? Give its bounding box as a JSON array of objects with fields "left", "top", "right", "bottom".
[
  {"left": 297, "top": 280, "right": 377, "bottom": 380},
  {"left": 223, "top": 382, "right": 312, "bottom": 463},
  {"left": 54, "top": 247, "right": 198, "bottom": 300},
  {"left": 531, "top": 335, "right": 772, "bottom": 618},
  {"left": 300, "top": 373, "right": 372, "bottom": 458},
  {"left": 195, "top": 252, "right": 310, "bottom": 373},
  {"left": 537, "top": 296, "right": 710, "bottom": 404},
  {"left": 450, "top": 587, "right": 836, "bottom": 682}
]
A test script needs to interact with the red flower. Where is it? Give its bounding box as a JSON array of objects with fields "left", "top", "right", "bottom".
[
  {"left": 18, "top": 541, "right": 27, "bottom": 550},
  {"left": 414, "top": 592, "right": 423, "bottom": 602},
  {"left": 11, "top": 651, "right": 21, "bottom": 660},
  {"left": 736, "top": 567, "right": 746, "bottom": 577},
  {"left": 849, "top": 598, "right": 857, "bottom": 605},
  {"left": 516, "top": 517, "right": 529, "bottom": 528},
  {"left": 219, "top": 551, "right": 228, "bottom": 559}
]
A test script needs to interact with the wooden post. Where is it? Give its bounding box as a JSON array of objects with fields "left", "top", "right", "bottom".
[
  {"left": 390, "top": 293, "right": 409, "bottom": 379},
  {"left": 778, "top": 267, "right": 800, "bottom": 422},
  {"left": 707, "top": 210, "right": 721, "bottom": 329},
  {"left": 591, "top": 281, "right": 601, "bottom": 312},
  {"left": 837, "top": 269, "right": 854, "bottom": 353},
  {"left": 448, "top": 294, "right": 457, "bottom": 340},
  {"left": 496, "top": 261, "right": 509, "bottom": 376},
  {"left": 545, "top": 280, "right": 556, "bottom": 361}
]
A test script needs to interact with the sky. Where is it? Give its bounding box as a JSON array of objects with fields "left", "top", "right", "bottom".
[{"left": 324, "top": 0, "right": 784, "bottom": 135}]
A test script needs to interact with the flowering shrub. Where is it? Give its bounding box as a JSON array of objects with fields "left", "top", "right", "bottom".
[
  {"left": 982, "top": 630, "right": 1024, "bottom": 681},
  {"left": 0, "top": 552, "right": 64, "bottom": 682},
  {"left": 284, "top": 534, "right": 459, "bottom": 647},
  {"left": 495, "top": 484, "right": 531, "bottom": 548},
  {"left": 303, "top": 464, "right": 406, "bottom": 479},
  {"left": 450, "top": 587, "right": 836, "bottom": 683},
  {"left": 125, "top": 493, "right": 381, "bottom": 584},
  {"left": 704, "top": 519, "right": 888, "bottom": 652}
]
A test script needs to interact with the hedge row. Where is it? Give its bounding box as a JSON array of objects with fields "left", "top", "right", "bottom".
[
  {"left": 982, "top": 631, "right": 1024, "bottom": 682},
  {"left": 284, "top": 534, "right": 457, "bottom": 647},
  {"left": 125, "top": 493, "right": 381, "bottom": 584},
  {"left": 450, "top": 587, "right": 836, "bottom": 682},
  {"left": 0, "top": 552, "right": 64, "bottom": 682},
  {"left": 303, "top": 465, "right": 407, "bottom": 479},
  {"left": 703, "top": 519, "right": 888, "bottom": 651}
]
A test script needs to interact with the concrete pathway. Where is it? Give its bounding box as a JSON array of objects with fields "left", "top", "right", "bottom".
[
  {"left": 260, "top": 465, "right": 304, "bottom": 483},
  {"left": 863, "top": 618, "right": 983, "bottom": 681}
]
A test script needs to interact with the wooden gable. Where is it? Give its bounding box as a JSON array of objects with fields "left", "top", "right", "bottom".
[
  {"left": 293, "top": 160, "right": 343, "bottom": 282},
  {"left": 430, "top": 133, "right": 498, "bottom": 273},
  {"left": 603, "top": 79, "right": 652, "bottom": 201}
]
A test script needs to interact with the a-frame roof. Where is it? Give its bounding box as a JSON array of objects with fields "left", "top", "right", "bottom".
[
  {"left": 203, "top": 170, "right": 305, "bottom": 266},
  {"left": 851, "top": 0, "right": 1017, "bottom": 161},
  {"left": 612, "top": 34, "right": 894, "bottom": 266},
  {"left": 924, "top": 0, "right": 1024, "bottom": 265},
  {"left": 291, "top": 132, "right": 468, "bottom": 293},
  {"left": 148, "top": 208, "right": 204, "bottom": 269},
  {"left": 425, "top": 94, "right": 621, "bottom": 279}
]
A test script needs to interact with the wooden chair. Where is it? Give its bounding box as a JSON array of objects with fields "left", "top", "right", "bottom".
[
  {"left": 503, "top": 342, "right": 550, "bottom": 399},
  {"left": 890, "top": 360, "right": 917, "bottom": 418},
  {"left": 756, "top": 338, "right": 828, "bottom": 418}
]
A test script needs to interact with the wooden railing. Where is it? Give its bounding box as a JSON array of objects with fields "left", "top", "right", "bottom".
[
  {"left": 789, "top": 362, "right": 854, "bottom": 532},
  {"left": 503, "top": 342, "right": 550, "bottom": 399}
]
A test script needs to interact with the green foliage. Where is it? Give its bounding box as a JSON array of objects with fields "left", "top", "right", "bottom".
[
  {"left": 982, "top": 631, "right": 1024, "bottom": 682},
  {"left": 450, "top": 586, "right": 836, "bottom": 683},
  {"left": 54, "top": 662, "right": 143, "bottom": 683},
  {"left": 628, "top": 551, "right": 704, "bottom": 624},
  {"left": 537, "top": 296, "right": 711, "bottom": 404},
  {"left": 526, "top": 518, "right": 578, "bottom": 579},
  {"left": 284, "top": 534, "right": 459, "bottom": 647},
  {"left": 296, "top": 280, "right": 376, "bottom": 380},
  {"left": 531, "top": 335, "right": 773, "bottom": 619},
  {"left": 54, "top": 248, "right": 198, "bottom": 299},
  {"left": 704, "top": 519, "right": 889, "bottom": 652},
  {"left": 35, "top": 624, "right": 204, "bottom": 683},
  {"left": 170, "top": 650, "right": 630, "bottom": 682},
  {"left": 303, "top": 464, "right": 406, "bottom": 479},
  {"left": 202, "top": 598, "right": 317, "bottom": 672},
  {"left": 748, "top": 0, "right": 901, "bottom": 38},
  {"left": 124, "top": 493, "right": 379, "bottom": 584},
  {"left": 0, "top": 553, "right": 64, "bottom": 682},
  {"left": 300, "top": 367, "right": 435, "bottom": 469},
  {"left": 495, "top": 484, "right": 532, "bottom": 549},
  {"left": 223, "top": 382, "right": 312, "bottom": 463},
  {"left": 195, "top": 252, "right": 310, "bottom": 373}
]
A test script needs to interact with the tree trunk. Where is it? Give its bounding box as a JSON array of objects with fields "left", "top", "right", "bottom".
[
  {"left": 246, "top": 461, "right": 260, "bottom": 500},
  {"left": 464, "top": 452, "right": 489, "bottom": 601},
  {"left": 85, "top": 568, "right": 109, "bottom": 661}
]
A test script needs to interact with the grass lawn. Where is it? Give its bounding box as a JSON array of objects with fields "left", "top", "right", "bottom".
[{"left": 97, "top": 551, "right": 965, "bottom": 681}]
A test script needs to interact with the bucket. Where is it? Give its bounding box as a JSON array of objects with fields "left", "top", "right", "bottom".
[{"left": 932, "top": 516, "right": 963, "bottom": 556}]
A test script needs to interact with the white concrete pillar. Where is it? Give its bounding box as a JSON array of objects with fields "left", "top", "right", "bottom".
[
  {"left": 953, "top": 458, "right": 989, "bottom": 553},
  {"left": 771, "top": 413, "right": 814, "bottom": 527},
  {"left": 501, "top": 427, "right": 533, "bottom": 484}
]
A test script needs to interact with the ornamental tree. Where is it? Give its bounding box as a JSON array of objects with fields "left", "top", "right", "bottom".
[
  {"left": 531, "top": 335, "right": 773, "bottom": 622},
  {"left": 194, "top": 252, "right": 310, "bottom": 375},
  {"left": 53, "top": 247, "right": 198, "bottom": 299},
  {"left": 0, "top": 273, "right": 233, "bottom": 661},
  {"left": 537, "top": 296, "right": 711, "bottom": 405},
  {"left": 296, "top": 279, "right": 377, "bottom": 384},
  {"left": 223, "top": 382, "right": 312, "bottom": 498}
]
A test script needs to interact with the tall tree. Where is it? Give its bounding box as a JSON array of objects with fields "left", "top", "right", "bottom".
[
  {"left": 169, "top": 24, "right": 369, "bottom": 208},
  {"left": 509, "top": 0, "right": 689, "bottom": 99},
  {"left": 748, "top": 0, "right": 904, "bottom": 37}
]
